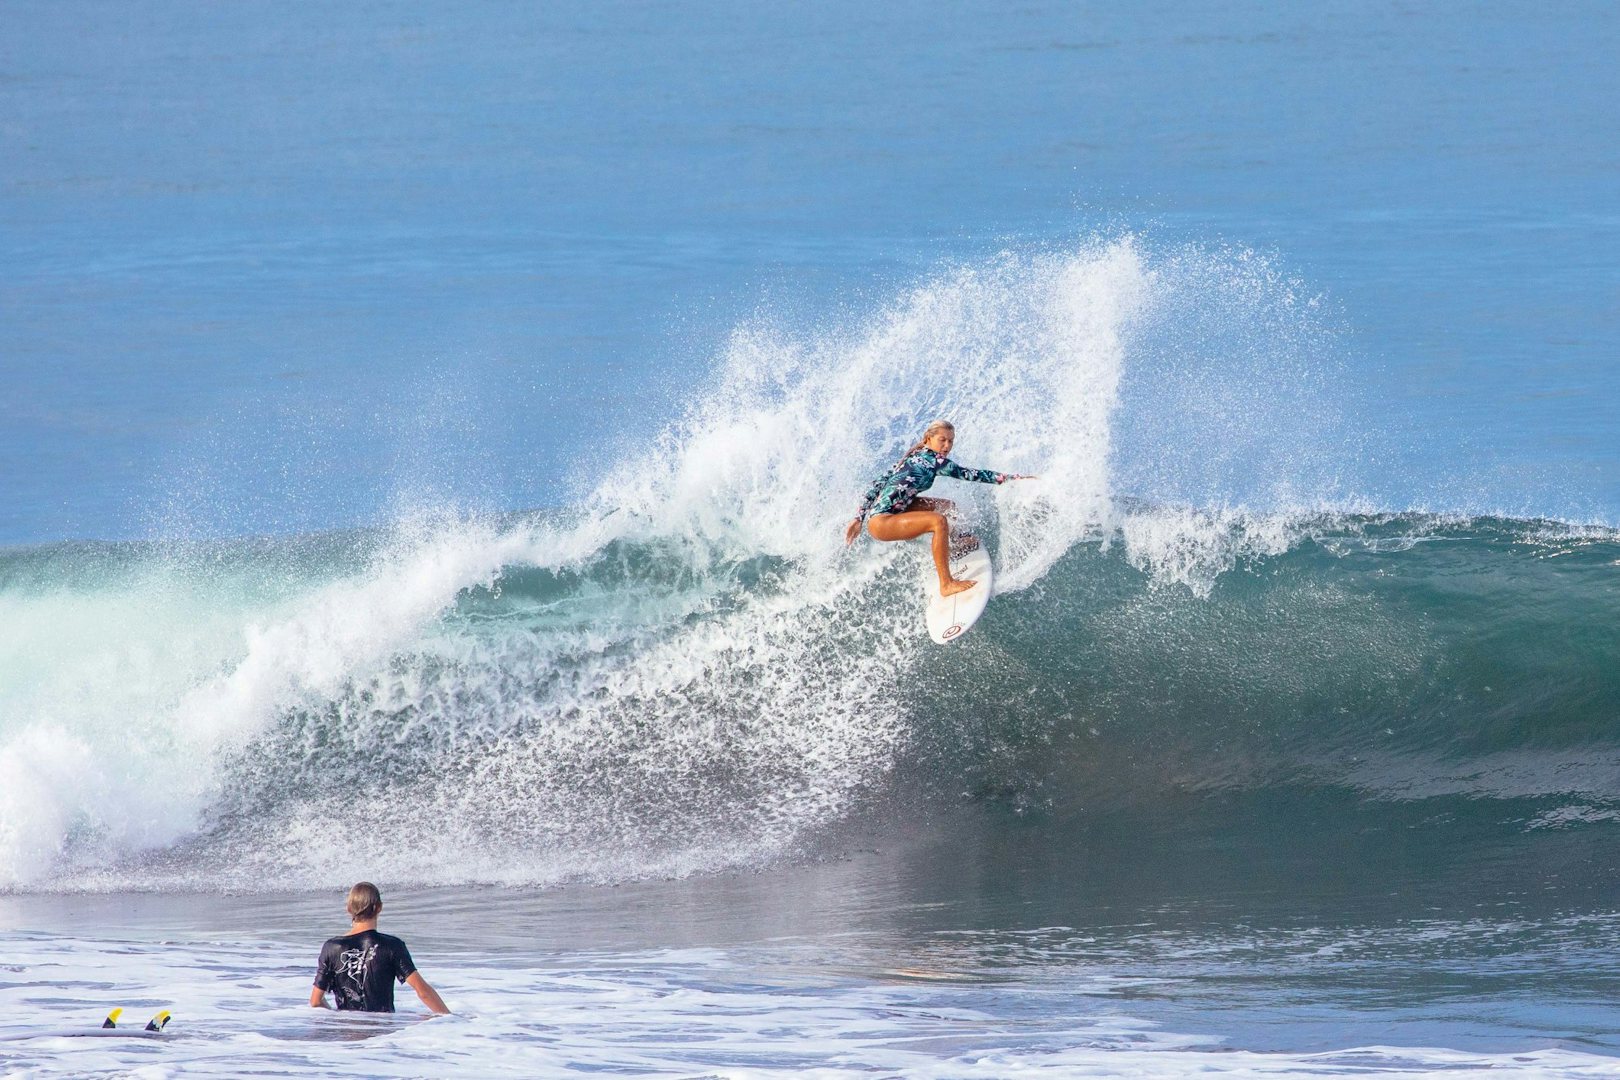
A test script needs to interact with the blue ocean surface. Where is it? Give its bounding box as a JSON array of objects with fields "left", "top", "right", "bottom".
[
  {"left": 2, "top": 2, "right": 1619, "bottom": 1077},
  {"left": 3, "top": 1, "right": 1616, "bottom": 543}
]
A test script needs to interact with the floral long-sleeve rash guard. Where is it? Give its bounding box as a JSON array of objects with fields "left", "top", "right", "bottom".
[{"left": 855, "top": 447, "right": 1009, "bottom": 522}]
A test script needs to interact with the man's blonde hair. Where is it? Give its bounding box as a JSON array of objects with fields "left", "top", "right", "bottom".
[{"left": 346, "top": 881, "right": 382, "bottom": 922}]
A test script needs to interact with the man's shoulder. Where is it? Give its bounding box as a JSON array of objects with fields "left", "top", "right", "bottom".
[{"left": 318, "top": 929, "right": 410, "bottom": 954}]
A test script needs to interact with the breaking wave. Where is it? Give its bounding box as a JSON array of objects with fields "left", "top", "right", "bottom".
[{"left": 2, "top": 238, "right": 1614, "bottom": 891}]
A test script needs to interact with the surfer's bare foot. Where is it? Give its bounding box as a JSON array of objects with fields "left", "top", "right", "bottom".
[{"left": 940, "top": 578, "right": 976, "bottom": 597}]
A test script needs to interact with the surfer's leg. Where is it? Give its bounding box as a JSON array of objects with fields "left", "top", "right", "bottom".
[
  {"left": 865, "top": 509, "right": 976, "bottom": 597},
  {"left": 912, "top": 498, "right": 979, "bottom": 557}
]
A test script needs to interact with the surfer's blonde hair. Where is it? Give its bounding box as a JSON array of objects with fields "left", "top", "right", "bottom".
[
  {"left": 347, "top": 881, "right": 382, "bottom": 922},
  {"left": 899, "top": 419, "right": 954, "bottom": 463}
]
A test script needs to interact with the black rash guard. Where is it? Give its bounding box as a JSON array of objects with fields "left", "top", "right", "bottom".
[{"left": 314, "top": 929, "right": 418, "bottom": 1012}]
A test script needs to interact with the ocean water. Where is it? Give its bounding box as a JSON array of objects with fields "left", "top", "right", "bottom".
[{"left": 4, "top": 1, "right": 1620, "bottom": 1077}]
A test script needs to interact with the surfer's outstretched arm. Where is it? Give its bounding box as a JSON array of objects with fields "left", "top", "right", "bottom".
[
  {"left": 938, "top": 461, "right": 1003, "bottom": 484},
  {"left": 939, "top": 461, "right": 1036, "bottom": 485}
]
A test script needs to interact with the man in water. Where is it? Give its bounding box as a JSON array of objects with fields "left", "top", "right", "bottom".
[{"left": 309, "top": 882, "right": 451, "bottom": 1015}]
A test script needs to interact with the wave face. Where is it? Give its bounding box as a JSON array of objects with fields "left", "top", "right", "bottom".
[{"left": 2, "top": 239, "right": 1614, "bottom": 891}]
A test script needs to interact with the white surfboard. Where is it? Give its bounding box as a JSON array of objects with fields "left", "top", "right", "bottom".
[{"left": 924, "top": 541, "right": 994, "bottom": 644}]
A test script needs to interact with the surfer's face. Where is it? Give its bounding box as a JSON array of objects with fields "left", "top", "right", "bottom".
[{"left": 924, "top": 430, "right": 954, "bottom": 455}]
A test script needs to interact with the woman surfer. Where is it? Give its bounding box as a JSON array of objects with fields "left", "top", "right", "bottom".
[{"left": 843, "top": 420, "right": 1035, "bottom": 597}]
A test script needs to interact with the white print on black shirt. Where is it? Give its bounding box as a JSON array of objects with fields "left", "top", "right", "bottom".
[{"left": 340, "top": 944, "right": 378, "bottom": 981}]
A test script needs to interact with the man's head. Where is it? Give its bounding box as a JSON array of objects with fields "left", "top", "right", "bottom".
[{"left": 347, "top": 881, "right": 382, "bottom": 923}]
